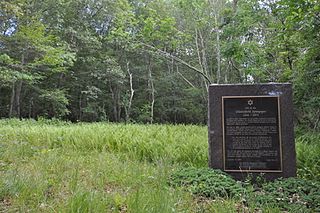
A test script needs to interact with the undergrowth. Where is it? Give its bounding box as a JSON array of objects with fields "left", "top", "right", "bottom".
[
  {"left": 169, "top": 168, "right": 243, "bottom": 199},
  {"left": 169, "top": 168, "right": 320, "bottom": 212},
  {"left": 296, "top": 132, "right": 320, "bottom": 181},
  {"left": 253, "top": 178, "right": 320, "bottom": 212}
]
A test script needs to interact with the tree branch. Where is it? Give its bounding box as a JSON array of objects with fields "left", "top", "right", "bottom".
[
  {"left": 177, "top": 70, "right": 195, "bottom": 88},
  {"left": 140, "top": 43, "right": 212, "bottom": 84}
]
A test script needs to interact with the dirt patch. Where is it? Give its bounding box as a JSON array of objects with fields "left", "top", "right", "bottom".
[{"left": 0, "top": 197, "right": 12, "bottom": 212}]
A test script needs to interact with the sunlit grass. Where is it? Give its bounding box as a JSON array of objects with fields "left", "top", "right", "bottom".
[
  {"left": 0, "top": 119, "right": 319, "bottom": 212},
  {"left": 0, "top": 119, "right": 207, "bottom": 167}
]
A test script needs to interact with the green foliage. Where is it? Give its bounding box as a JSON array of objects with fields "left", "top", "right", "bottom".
[
  {"left": 169, "top": 168, "right": 243, "bottom": 199},
  {"left": 3, "top": 19, "right": 75, "bottom": 74},
  {"left": 39, "top": 89, "right": 70, "bottom": 118},
  {"left": 251, "top": 178, "right": 320, "bottom": 212},
  {"left": 169, "top": 167, "right": 320, "bottom": 212},
  {"left": 0, "top": 54, "right": 14, "bottom": 64},
  {"left": 0, "top": 0, "right": 318, "bottom": 125},
  {"left": 296, "top": 132, "right": 320, "bottom": 181}
]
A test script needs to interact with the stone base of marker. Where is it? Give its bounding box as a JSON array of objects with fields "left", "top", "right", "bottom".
[{"left": 208, "top": 83, "right": 296, "bottom": 180}]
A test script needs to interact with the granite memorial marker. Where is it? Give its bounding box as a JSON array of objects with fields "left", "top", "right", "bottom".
[{"left": 208, "top": 83, "right": 296, "bottom": 180}]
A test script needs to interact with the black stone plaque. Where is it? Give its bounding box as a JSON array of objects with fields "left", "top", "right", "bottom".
[
  {"left": 208, "top": 83, "right": 296, "bottom": 180},
  {"left": 222, "top": 96, "right": 282, "bottom": 172}
]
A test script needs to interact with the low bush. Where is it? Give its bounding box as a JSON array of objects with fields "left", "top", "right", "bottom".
[
  {"left": 251, "top": 178, "right": 320, "bottom": 212},
  {"left": 169, "top": 168, "right": 320, "bottom": 212},
  {"left": 168, "top": 168, "right": 244, "bottom": 199}
]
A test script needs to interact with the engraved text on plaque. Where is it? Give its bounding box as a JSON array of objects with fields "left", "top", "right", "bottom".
[{"left": 222, "top": 96, "right": 282, "bottom": 172}]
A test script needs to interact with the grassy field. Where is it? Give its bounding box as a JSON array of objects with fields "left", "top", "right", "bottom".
[{"left": 0, "top": 119, "right": 319, "bottom": 212}]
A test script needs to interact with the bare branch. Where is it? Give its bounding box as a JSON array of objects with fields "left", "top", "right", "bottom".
[
  {"left": 177, "top": 70, "right": 195, "bottom": 88},
  {"left": 140, "top": 43, "right": 212, "bottom": 84}
]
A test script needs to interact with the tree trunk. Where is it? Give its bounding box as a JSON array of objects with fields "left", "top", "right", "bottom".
[
  {"left": 195, "top": 29, "right": 208, "bottom": 90},
  {"left": 9, "top": 51, "right": 25, "bottom": 118},
  {"left": 79, "top": 92, "right": 83, "bottom": 121},
  {"left": 126, "top": 60, "right": 134, "bottom": 122},
  {"left": 199, "top": 29, "right": 209, "bottom": 91},
  {"left": 117, "top": 90, "right": 121, "bottom": 121},
  {"left": 110, "top": 84, "right": 118, "bottom": 122},
  {"left": 109, "top": 83, "right": 122, "bottom": 122},
  {"left": 233, "top": 0, "right": 238, "bottom": 13},
  {"left": 214, "top": 13, "right": 222, "bottom": 84},
  {"left": 147, "top": 57, "right": 155, "bottom": 124},
  {"left": 15, "top": 80, "right": 22, "bottom": 118},
  {"left": 210, "top": 0, "right": 224, "bottom": 84},
  {"left": 195, "top": 28, "right": 204, "bottom": 74},
  {"left": 9, "top": 80, "right": 23, "bottom": 118},
  {"left": 166, "top": 57, "right": 174, "bottom": 74},
  {"left": 9, "top": 82, "right": 15, "bottom": 118},
  {"left": 28, "top": 97, "right": 33, "bottom": 118},
  {"left": 199, "top": 30, "right": 209, "bottom": 78},
  {"left": 57, "top": 73, "right": 65, "bottom": 88}
]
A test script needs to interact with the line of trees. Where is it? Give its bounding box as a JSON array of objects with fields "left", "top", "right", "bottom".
[{"left": 0, "top": 0, "right": 319, "bottom": 128}]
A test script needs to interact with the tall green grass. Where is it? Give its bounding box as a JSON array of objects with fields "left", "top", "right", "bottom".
[
  {"left": 0, "top": 119, "right": 207, "bottom": 212},
  {"left": 0, "top": 119, "right": 319, "bottom": 212},
  {"left": 0, "top": 119, "right": 207, "bottom": 167}
]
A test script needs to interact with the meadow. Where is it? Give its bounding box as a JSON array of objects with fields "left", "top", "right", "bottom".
[{"left": 0, "top": 119, "right": 319, "bottom": 212}]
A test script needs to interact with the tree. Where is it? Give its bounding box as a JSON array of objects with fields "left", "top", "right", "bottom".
[
  {"left": 0, "top": 0, "right": 319, "bottom": 126},
  {"left": 0, "top": 0, "right": 75, "bottom": 118}
]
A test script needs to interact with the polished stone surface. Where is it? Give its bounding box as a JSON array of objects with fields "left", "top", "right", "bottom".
[{"left": 208, "top": 83, "right": 296, "bottom": 180}]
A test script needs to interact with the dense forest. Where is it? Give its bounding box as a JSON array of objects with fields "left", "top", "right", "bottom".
[{"left": 0, "top": 0, "right": 319, "bottom": 128}]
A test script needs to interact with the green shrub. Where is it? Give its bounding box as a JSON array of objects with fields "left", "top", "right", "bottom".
[
  {"left": 296, "top": 132, "right": 320, "bottom": 181},
  {"left": 251, "top": 178, "right": 320, "bottom": 212},
  {"left": 169, "top": 168, "right": 320, "bottom": 212},
  {"left": 168, "top": 167, "right": 244, "bottom": 199}
]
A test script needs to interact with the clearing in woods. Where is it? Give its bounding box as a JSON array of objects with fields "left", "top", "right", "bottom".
[{"left": 0, "top": 119, "right": 319, "bottom": 212}]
